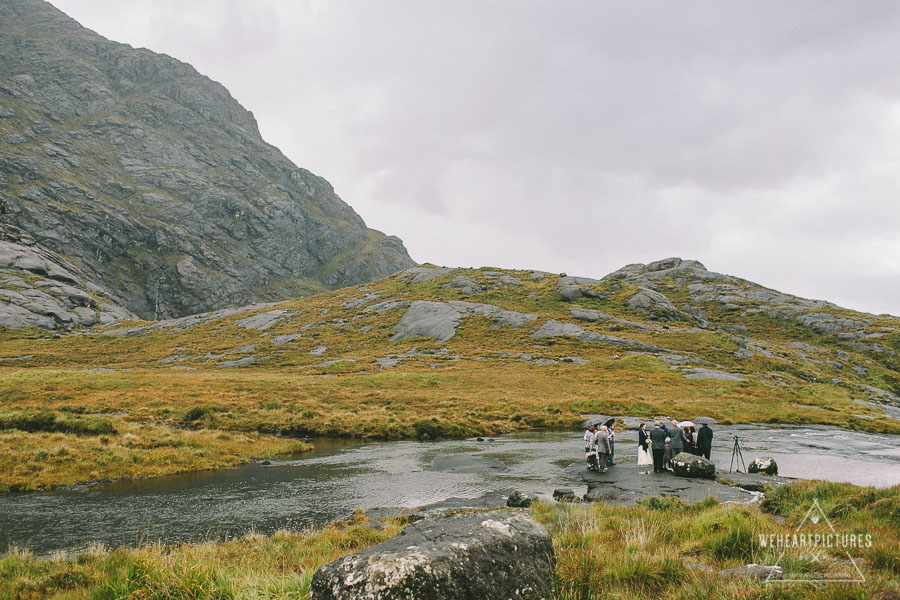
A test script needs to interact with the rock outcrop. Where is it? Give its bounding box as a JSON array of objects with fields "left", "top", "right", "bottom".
[
  {"left": 310, "top": 510, "right": 555, "bottom": 600},
  {"left": 0, "top": 223, "right": 133, "bottom": 329},
  {"left": 0, "top": 0, "right": 414, "bottom": 321}
]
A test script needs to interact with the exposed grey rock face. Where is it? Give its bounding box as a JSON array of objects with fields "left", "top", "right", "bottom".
[
  {"left": 627, "top": 288, "right": 684, "bottom": 321},
  {"left": 234, "top": 309, "right": 289, "bottom": 331},
  {"left": 532, "top": 319, "right": 667, "bottom": 352},
  {"left": 671, "top": 452, "right": 716, "bottom": 479},
  {"left": 391, "top": 300, "right": 537, "bottom": 343},
  {"left": 559, "top": 284, "right": 584, "bottom": 302},
  {"left": 682, "top": 368, "right": 746, "bottom": 381},
  {"left": 569, "top": 307, "right": 656, "bottom": 331},
  {"left": 310, "top": 510, "right": 555, "bottom": 600},
  {"left": 0, "top": 223, "right": 134, "bottom": 329},
  {"left": 0, "top": 0, "right": 414, "bottom": 320},
  {"left": 391, "top": 301, "right": 462, "bottom": 343},
  {"left": 401, "top": 267, "right": 458, "bottom": 284}
]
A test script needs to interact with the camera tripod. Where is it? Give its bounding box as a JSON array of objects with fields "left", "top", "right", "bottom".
[{"left": 730, "top": 435, "right": 746, "bottom": 473}]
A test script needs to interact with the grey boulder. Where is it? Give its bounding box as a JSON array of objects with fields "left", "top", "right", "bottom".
[
  {"left": 310, "top": 510, "right": 554, "bottom": 600},
  {"left": 671, "top": 452, "right": 716, "bottom": 479},
  {"left": 506, "top": 490, "right": 538, "bottom": 508},
  {"left": 748, "top": 457, "right": 779, "bottom": 475}
]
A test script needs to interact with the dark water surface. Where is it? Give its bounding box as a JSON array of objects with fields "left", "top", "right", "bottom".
[{"left": 2, "top": 424, "right": 898, "bottom": 555}]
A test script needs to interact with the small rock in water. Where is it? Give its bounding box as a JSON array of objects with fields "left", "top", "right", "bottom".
[
  {"left": 506, "top": 490, "right": 537, "bottom": 508},
  {"left": 748, "top": 457, "right": 779, "bottom": 475},
  {"left": 553, "top": 488, "right": 577, "bottom": 502}
]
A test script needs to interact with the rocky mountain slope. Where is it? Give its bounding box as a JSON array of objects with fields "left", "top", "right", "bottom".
[{"left": 0, "top": 0, "right": 414, "bottom": 321}]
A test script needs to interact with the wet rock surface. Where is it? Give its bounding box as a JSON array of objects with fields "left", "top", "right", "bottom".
[
  {"left": 567, "top": 462, "right": 786, "bottom": 505},
  {"left": 310, "top": 510, "right": 555, "bottom": 600}
]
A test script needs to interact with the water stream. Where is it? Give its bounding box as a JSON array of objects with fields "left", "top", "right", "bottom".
[{"left": 2, "top": 424, "right": 898, "bottom": 555}]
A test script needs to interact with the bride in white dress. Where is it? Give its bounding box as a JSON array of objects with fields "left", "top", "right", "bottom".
[{"left": 637, "top": 422, "right": 653, "bottom": 466}]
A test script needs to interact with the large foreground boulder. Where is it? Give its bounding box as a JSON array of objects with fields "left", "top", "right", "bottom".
[
  {"left": 310, "top": 510, "right": 555, "bottom": 600},
  {"left": 672, "top": 452, "right": 716, "bottom": 479}
]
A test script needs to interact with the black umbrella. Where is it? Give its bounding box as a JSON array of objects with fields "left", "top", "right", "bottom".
[
  {"left": 582, "top": 416, "right": 609, "bottom": 428},
  {"left": 603, "top": 417, "right": 616, "bottom": 428},
  {"left": 694, "top": 416, "right": 717, "bottom": 425}
]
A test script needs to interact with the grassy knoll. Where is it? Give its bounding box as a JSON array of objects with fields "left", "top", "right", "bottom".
[{"left": 2, "top": 481, "right": 897, "bottom": 599}]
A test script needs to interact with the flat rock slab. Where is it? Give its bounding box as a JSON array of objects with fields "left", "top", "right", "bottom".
[
  {"left": 428, "top": 454, "right": 507, "bottom": 474},
  {"left": 565, "top": 462, "right": 759, "bottom": 505},
  {"left": 717, "top": 471, "right": 793, "bottom": 492},
  {"left": 311, "top": 510, "right": 554, "bottom": 600}
]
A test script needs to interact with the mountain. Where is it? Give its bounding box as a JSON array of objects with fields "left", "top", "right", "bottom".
[{"left": 0, "top": 0, "right": 415, "bottom": 321}]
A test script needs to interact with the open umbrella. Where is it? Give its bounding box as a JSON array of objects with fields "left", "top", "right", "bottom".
[
  {"left": 678, "top": 420, "right": 696, "bottom": 429},
  {"left": 603, "top": 417, "right": 616, "bottom": 428},
  {"left": 693, "top": 416, "right": 717, "bottom": 425},
  {"left": 582, "top": 416, "right": 609, "bottom": 428}
]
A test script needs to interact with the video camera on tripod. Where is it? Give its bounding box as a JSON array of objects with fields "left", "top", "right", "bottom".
[{"left": 730, "top": 435, "right": 746, "bottom": 473}]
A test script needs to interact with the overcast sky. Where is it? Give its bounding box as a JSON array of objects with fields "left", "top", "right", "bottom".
[{"left": 49, "top": 1, "right": 900, "bottom": 316}]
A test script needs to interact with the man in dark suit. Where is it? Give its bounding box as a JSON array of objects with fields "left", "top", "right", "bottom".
[
  {"left": 649, "top": 421, "right": 667, "bottom": 473},
  {"left": 669, "top": 419, "right": 685, "bottom": 457},
  {"left": 697, "top": 423, "right": 713, "bottom": 460}
]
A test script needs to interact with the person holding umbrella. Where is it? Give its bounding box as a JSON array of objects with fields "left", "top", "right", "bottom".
[
  {"left": 604, "top": 418, "right": 616, "bottom": 467},
  {"left": 695, "top": 416, "right": 716, "bottom": 459},
  {"left": 584, "top": 424, "right": 599, "bottom": 471}
]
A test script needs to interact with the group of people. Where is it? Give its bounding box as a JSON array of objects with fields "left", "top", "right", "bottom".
[
  {"left": 582, "top": 424, "right": 616, "bottom": 472},
  {"left": 637, "top": 419, "right": 713, "bottom": 473},
  {"left": 584, "top": 419, "right": 714, "bottom": 475}
]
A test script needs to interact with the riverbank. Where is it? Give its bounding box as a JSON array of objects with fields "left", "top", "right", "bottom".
[{"left": 3, "top": 480, "right": 898, "bottom": 599}]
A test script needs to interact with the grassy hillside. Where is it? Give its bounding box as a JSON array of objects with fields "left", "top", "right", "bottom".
[{"left": 0, "top": 260, "right": 898, "bottom": 490}]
